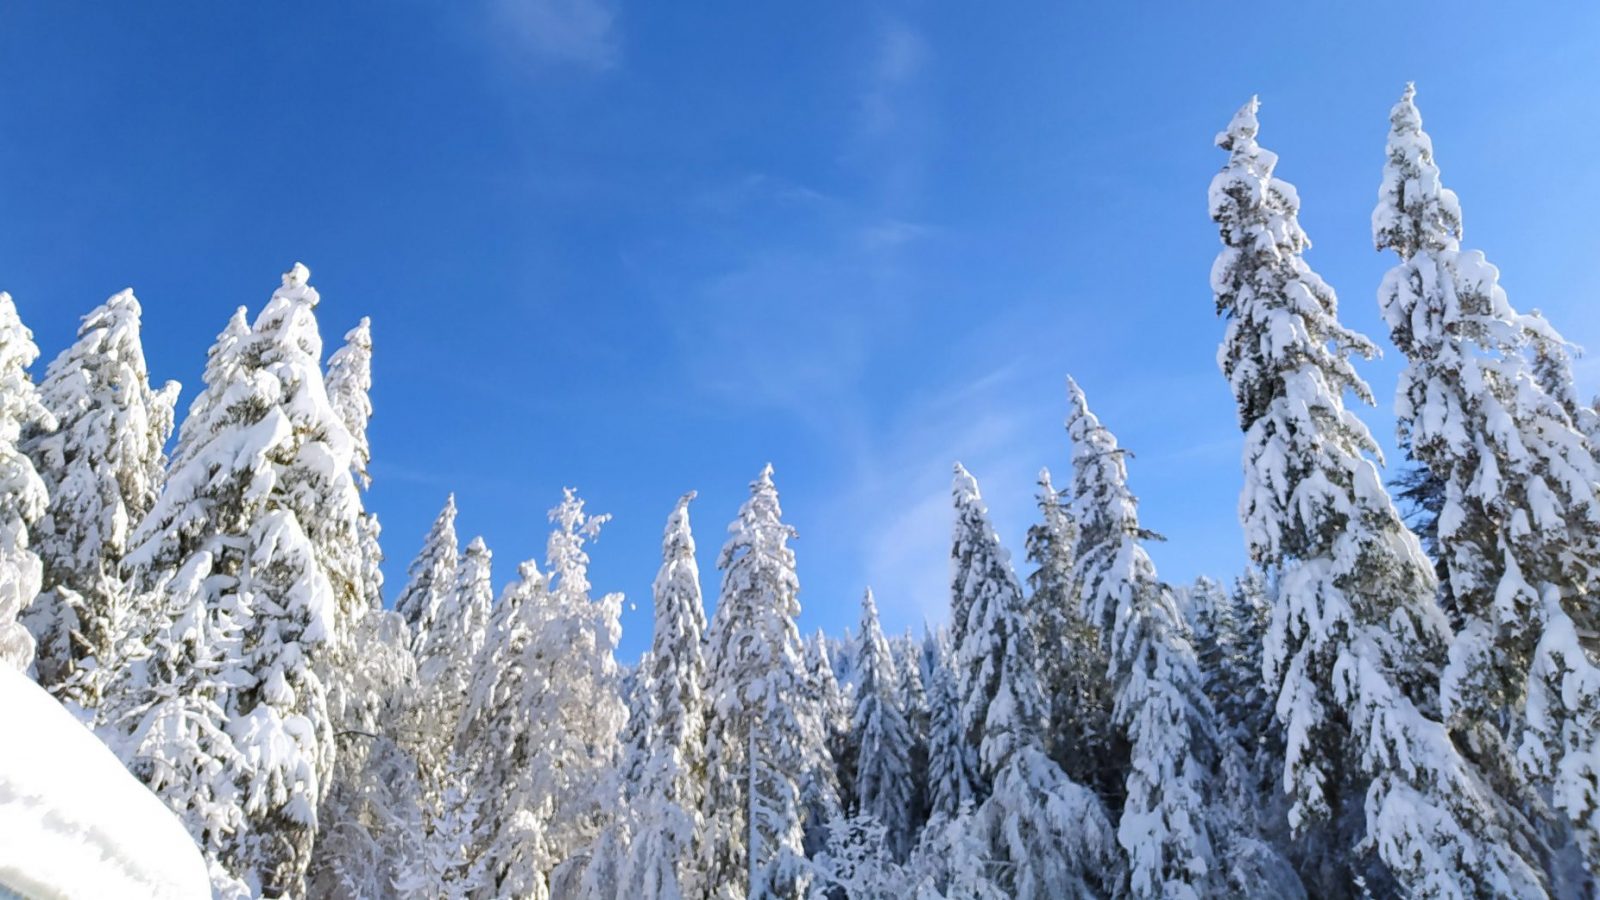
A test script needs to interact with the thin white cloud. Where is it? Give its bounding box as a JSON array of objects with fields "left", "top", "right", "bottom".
[{"left": 486, "top": 0, "right": 619, "bottom": 70}]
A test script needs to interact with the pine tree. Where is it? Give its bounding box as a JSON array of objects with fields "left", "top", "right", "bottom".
[
  {"left": 21, "top": 290, "right": 177, "bottom": 720},
  {"left": 851, "top": 588, "right": 916, "bottom": 861},
  {"left": 0, "top": 292, "right": 52, "bottom": 672},
  {"left": 618, "top": 491, "right": 710, "bottom": 899},
  {"left": 799, "top": 631, "right": 847, "bottom": 856},
  {"left": 1373, "top": 84, "right": 1600, "bottom": 877},
  {"left": 395, "top": 495, "right": 459, "bottom": 649},
  {"left": 950, "top": 462, "right": 1118, "bottom": 898},
  {"left": 1211, "top": 97, "right": 1546, "bottom": 897},
  {"left": 1026, "top": 465, "right": 1117, "bottom": 801},
  {"left": 701, "top": 465, "right": 823, "bottom": 900},
  {"left": 326, "top": 317, "right": 384, "bottom": 616}
]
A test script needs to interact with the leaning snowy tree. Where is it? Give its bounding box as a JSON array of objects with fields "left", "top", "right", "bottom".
[
  {"left": 950, "top": 463, "right": 1120, "bottom": 899},
  {"left": 850, "top": 588, "right": 916, "bottom": 861},
  {"left": 1373, "top": 84, "right": 1600, "bottom": 880},
  {"left": 0, "top": 292, "right": 54, "bottom": 673},
  {"left": 122, "top": 264, "right": 358, "bottom": 897},
  {"left": 1210, "top": 97, "right": 1547, "bottom": 897},
  {"left": 700, "top": 465, "right": 825, "bottom": 900},
  {"left": 617, "top": 492, "right": 710, "bottom": 899},
  {"left": 21, "top": 290, "right": 178, "bottom": 723}
]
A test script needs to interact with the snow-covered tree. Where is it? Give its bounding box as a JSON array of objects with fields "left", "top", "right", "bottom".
[
  {"left": 1211, "top": 97, "right": 1547, "bottom": 897},
  {"left": 21, "top": 290, "right": 177, "bottom": 720},
  {"left": 422, "top": 536, "right": 494, "bottom": 736},
  {"left": 808, "top": 815, "right": 907, "bottom": 899},
  {"left": 1069, "top": 378, "right": 1254, "bottom": 898},
  {"left": 122, "top": 264, "right": 356, "bottom": 896},
  {"left": 0, "top": 293, "right": 52, "bottom": 672},
  {"left": 469, "top": 491, "right": 626, "bottom": 897},
  {"left": 799, "top": 631, "right": 846, "bottom": 856},
  {"left": 1374, "top": 84, "right": 1600, "bottom": 877},
  {"left": 394, "top": 495, "right": 458, "bottom": 650},
  {"left": 923, "top": 627, "right": 974, "bottom": 822},
  {"left": 617, "top": 491, "right": 710, "bottom": 899},
  {"left": 701, "top": 465, "right": 823, "bottom": 899},
  {"left": 851, "top": 588, "right": 916, "bottom": 861},
  {"left": 950, "top": 462, "right": 1119, "bottom": 898},
  {"left": 326, "top": 317, "right": 384, "bottom": 615},
  {"left": 1026, "top": 465, "right": 1118, "bottom": 801}
]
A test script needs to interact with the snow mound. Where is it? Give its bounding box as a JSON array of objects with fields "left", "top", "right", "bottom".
[{"left": 0, "top": 665, "right": 210, "bottom": 900}]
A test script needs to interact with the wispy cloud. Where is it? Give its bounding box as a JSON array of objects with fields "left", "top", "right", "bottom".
[{"left": 485, "top": 0, "right": 619, "bottom": 70}]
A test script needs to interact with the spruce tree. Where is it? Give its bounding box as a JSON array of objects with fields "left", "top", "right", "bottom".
[
  {"left": 1211, "top": 98, "right": 1546, "bottom": 897},
  {"left": 1373, "top": 84, "right": 1600, "bottom": 875},
  {"left": 922, "top": 626, "right": 975, "bottom": 822},
  {"left": 700, "top": 465, "right": 823, "bottom": 899},
  {"left": 21, "top": 290, "right": 177, "bottom": 720},
  {"left": 0, "top": 292, "right": 52, "bottom": 672},
  {"left": 951, "top": 462, "right": 1118, "bottom": 898},
  {"left": 618, "top": 492, "right": 710, "bottom": 899},
  {"left": 851, "top": 588, "right": 916, "bottom": 861}
]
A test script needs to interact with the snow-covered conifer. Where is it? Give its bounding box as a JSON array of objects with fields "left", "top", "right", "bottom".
[
  {"left": 950, "top": 462, "right": 1119, "bottom": 898},
  {"left": 1026, "top": 465, "right": 1117, "bottom": 798},
  {"left": 701, "top": 465, "right": 823, "bottom": 899},
  {"left": 21, "top": 290, "right": 177, "bottom": 719},
  {"left": 1374, "top": 85, "right": 1600, "bottom": 875},
  {"left": 0, "top": 293, "right": 52, "bottom": 672},
  {"left": 618, "top": 491, "right": 710, "bottom": 899},
  {"left": 1212, "top": 97, "right": 1546, "bottom": 896},
  {"left": 923, "top": 627, "right": 974, "bottom": 822},
  {"left": 394, "top": 495, "right": 458, "bottom": 649},
  {"left": 851, "top": 588, "right": 916, "bottom": 861}
]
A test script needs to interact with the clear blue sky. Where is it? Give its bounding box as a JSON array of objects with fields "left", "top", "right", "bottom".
[{"left": 3, "top": 3, "right": 1597, "bottom": 661}]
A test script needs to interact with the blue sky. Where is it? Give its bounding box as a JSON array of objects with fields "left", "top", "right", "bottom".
[{"left": 3, "top": 3, "right": 1598, "bottom": 661}]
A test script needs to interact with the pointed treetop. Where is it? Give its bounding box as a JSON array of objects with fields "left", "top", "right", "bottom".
[
  {"left": 1374, "top": 81, "right": 1462, "bottom": 258},
  {"left": 464, "top": 535, "right": 490, "bottom": 558},
  {"left": 284, "top": 261, "right": 311, "bottom": 289},
  {"left": 757, "top": 462, "right": 776, "bottom": 486},
  {"left": 1214, "top": 96, "right": 1260, "bottom": 150},
  {"left": 952, "top": 461, "right": 979, "bottom": 501},
  {"left": 861, "top": 586, "right": 879, "bottom": 622}
]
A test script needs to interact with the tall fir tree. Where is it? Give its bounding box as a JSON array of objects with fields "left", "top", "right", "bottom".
[
  {"left": 1373, "top": 84, "right": 1600, "bottom": 877},
  {"left": 951, "top": 462, "right": 1118, "bottom": 898},
  {"left": 700, "top": 465, "right": 823, "bottom": 899},
  {"left": 851, "top": 588, "right": 916, "bottom": 861},
  {"left": 618, "top": 491, "right": 710, "bottom": 899},
  {"left": 922, "top": 625, "right": 975, "bottom": 822},
  {"left": 1211, "top": 98, "right": 1546, "bottom": 897},
  {"left": 0, "top": 292, "right": 53, "bottom": 672},
  {"left": 21, "top": 290, "right": 177, "bottom": 721}
]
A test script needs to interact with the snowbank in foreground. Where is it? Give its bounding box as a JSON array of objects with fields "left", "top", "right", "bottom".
[{"left": 0, "top": 665, "right": 210, "bottom": 900}]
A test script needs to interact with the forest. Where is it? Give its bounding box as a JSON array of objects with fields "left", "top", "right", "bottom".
[{"left": 0, "top": 86, "right": 1597, "bottom": 899}]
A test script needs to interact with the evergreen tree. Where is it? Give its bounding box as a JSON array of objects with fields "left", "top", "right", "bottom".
[
  {"left": 21, "top": 290, "right": 177, "bottom": 721},
  {"left": 123, "top": 264, "right": 356, "bottom": 896},
  {"left": 1373, "top": 84, "right": 1600, "bottom": 876},
  {"left": 1069, "top": 378, "right": 1278, "bottom": 898},
  {"left": 923, "top": 627, "right": 975, "bottom": 822},
  {"left": 1026, "top": 465, "right": 1117, "bottom": 801},
  {"left": 701, "top": 465, "right": 823, "bottom": 899},
  {"left": 851, "top": 588, "right": 916, "bottom": 861},
  {"left": 1211, "top": 98, "right": 1546, "bottom": 896},
  {"left": 800, "top": 630, "right": 847, "bottom": 856},
  {"left": 951, "top": 462, "right": 1118, "bottom": 898},
  {"left": 326, "top": 317, "right": 384, "bottom": 615},
  {"left": 618, "top": 491, "right": 710, "bottom": 899},
  {"left": 0, "top": 292, "right": 52, "bottom": 672},
  {"left": 395, "top": 495, "right": 459, "bottom": 649}
]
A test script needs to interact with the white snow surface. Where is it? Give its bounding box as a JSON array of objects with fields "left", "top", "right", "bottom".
[{"left": 0, "top": 664, "right": 210, "bottom": 900}]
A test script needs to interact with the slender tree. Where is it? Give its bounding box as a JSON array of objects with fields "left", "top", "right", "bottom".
[
  {"left": 395, "top": 495, "right": 459, "bottom": 650},
  {"left": 851, "top": 588, "right": 916, "bottom": 861}
]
